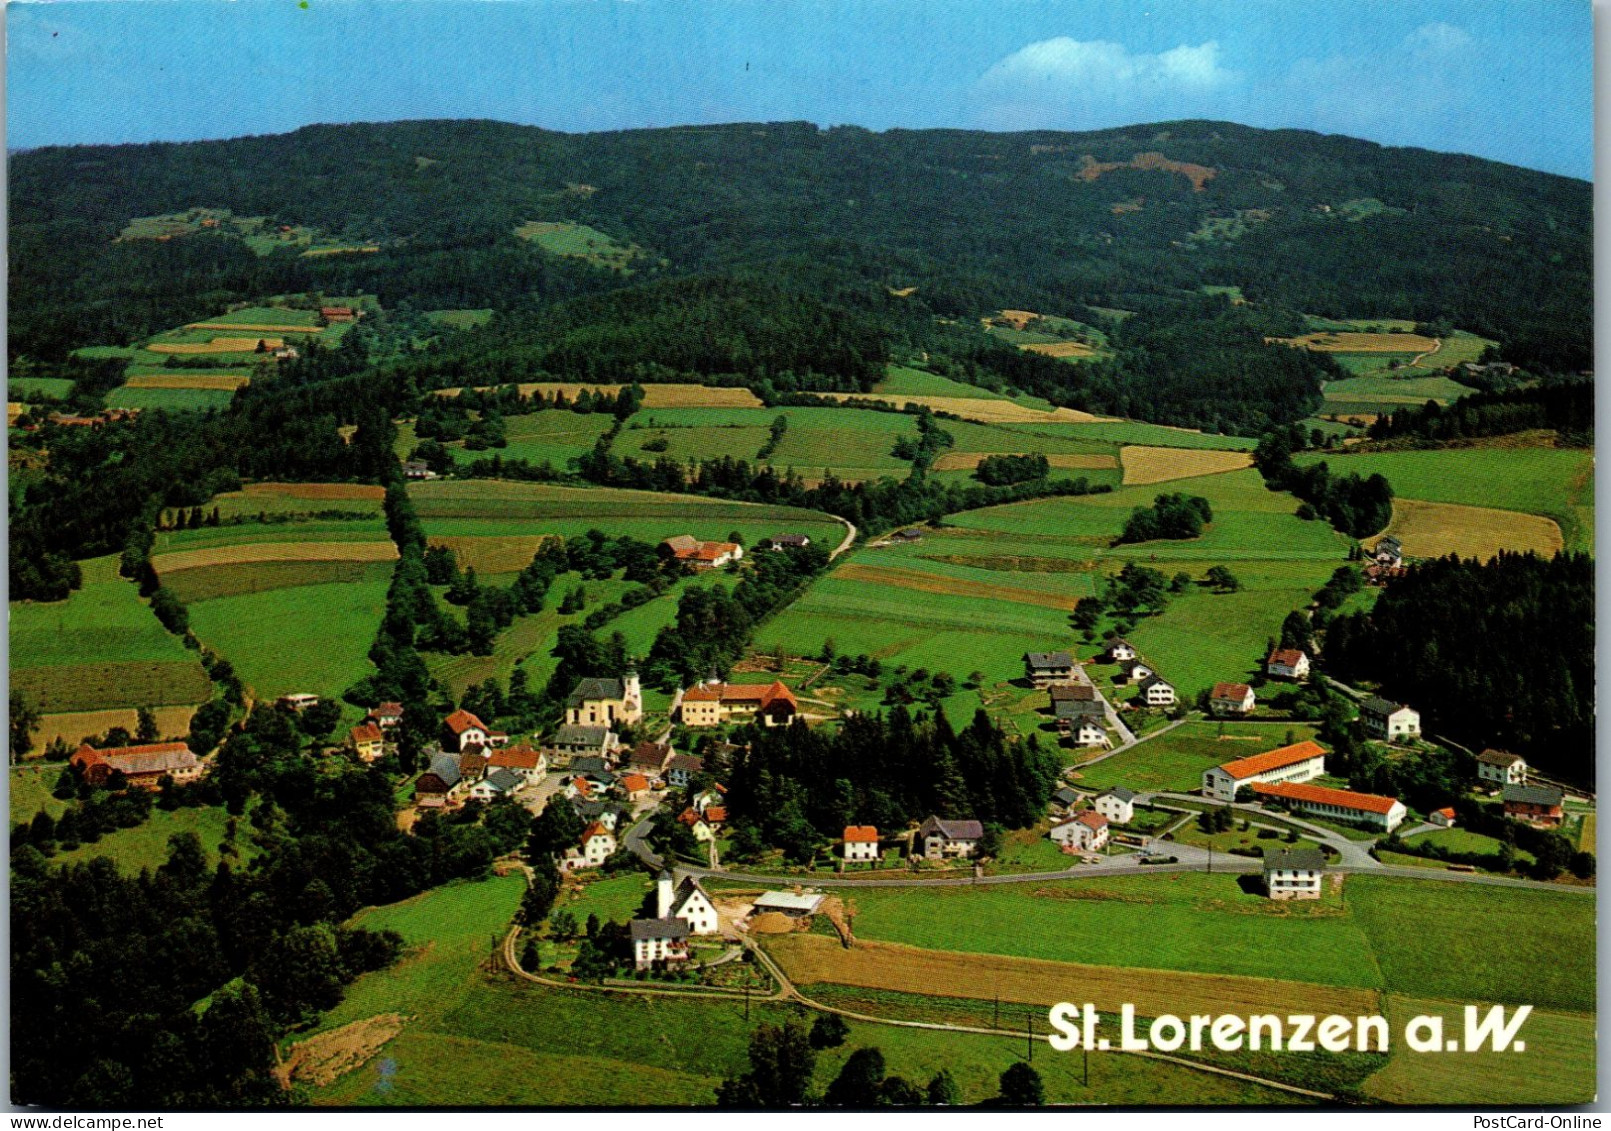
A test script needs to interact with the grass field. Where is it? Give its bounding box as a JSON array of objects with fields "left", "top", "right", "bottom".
[
  {"left": 51, "top": 803, "right": 250, "bottom": 875},
  {"left": 11, "top": 555, "right": 211, "bottom": 713},
  {"left": 1322, "top": 374, "right": 1472, "bottom": 406},
  {"left": 1295, "top": 446, "right": 1592, "bottom": 553},
  {"left": 1281, "top": 332, "right": 1439, "bottom": 354},
  {"left": 1072, "top": 722, "right": 1321, "bottom": 793},
  {"left": 9, "top": 376, "right": 76, "bottom": 397},
  {"left": 103, "top": 387, "right": 239, "bottom": 412},
  {"left": 424, "top": 308, "right": 495, "bottom": 329},
  {"left": 872, "top": 365, "right": 1013, "bottom": 400},
  {"left": 514, "top": 220, "right": 645, "bottom": 270},
  {"left": 302, "top": 874, "right": 1294, "bottom": 1106}
]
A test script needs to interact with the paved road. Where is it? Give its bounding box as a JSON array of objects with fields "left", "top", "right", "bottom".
[{"left": 1147, "top": 791, "right": 1381, "bottom": 869}]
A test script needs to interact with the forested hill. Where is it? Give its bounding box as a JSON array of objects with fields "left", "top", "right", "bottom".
[{"left": 10, "top": 117, "right": 1592, "bottom": 378}]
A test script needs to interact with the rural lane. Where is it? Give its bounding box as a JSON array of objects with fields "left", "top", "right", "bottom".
[{"left": 829, "top": 518, "right": 857, "bottom": 559}]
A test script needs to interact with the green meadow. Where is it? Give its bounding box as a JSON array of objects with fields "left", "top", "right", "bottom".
[
  {"left": 103, "top": 387, "right": 239, "bottom": 413},
  {"left": 1072, "top": 721, "right": 1320, "bottom": 793}
]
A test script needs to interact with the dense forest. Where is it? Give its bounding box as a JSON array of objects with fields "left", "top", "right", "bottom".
[
  {"left": 1324, "top": 552, "right": 1595, "bottom": 784},
  {"left": 1365, "top": 381, "right": 1594, "bottom": 445}
]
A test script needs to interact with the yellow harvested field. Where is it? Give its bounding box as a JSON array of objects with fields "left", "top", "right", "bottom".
[
  {"left": 433, "top": 382, "right": 763, "bottom": 409},
  {"left": 239, "top": 482, "right": 386, "bottom": 501},
  {"left": 1277, "top": 332, "right": 1438, "bottom": 353},
  {"left": 125, "top": 374, "right": 252, "bottom": 391},
  {"left": 152, "top": 540, "right": 398, "bottom": 574},
  {"left": 433, "top": 535, "right": 557, "bottom": 575},
  {"left": 930, "top": 451, "right": 1119, "bottom": 473},
  {"left": 8, "top": 403, "right": 23, "bottom": 426},
  {"left": 301, "top": 245, "right": 381, "bottom": 257},
  {"left": 1369, "top": 499, "right": 1563, "bottom": 562},
  {"left": 148, "top": 337, "right": 284, "bottom": 354},
  {"left": 280, "top": 1014, "right": 409, "bottom": 1089},
  {"left": 766, "top": 934, "right": 1381, "bottom": 1022},
  {"left": 836, "top": 563, "right": 1075, "bottom": 610},
  {"left": 36, "top": 705, "right": 198, "bottom": 749},
  {"left": 1120, "top": 445, "right": 1254, "bottom": 485},
  {"left": 1022, "top": 341, "right": 1097, "bottom": 358},
  {"left": 184, "top": 322, "right": 327, "bottom": 334},
  {"left": 829, "top": 393, "right": 1113, "bottom": 424}
]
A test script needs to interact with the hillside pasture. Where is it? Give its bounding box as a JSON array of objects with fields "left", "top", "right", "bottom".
[
  {"left": 146, "top": 336, "right": 285, "bottom": 354},
  {"left": 31, "top": 705, "right": 200, "bottom": 752},
  {"left": 514, "top": 220, "right": 645, "bottom": 270},
  {"left": 104, "top": 387, "right": 238, "bottom": 412},
  {"left": 430, "top": 535, "right": 556, "bottom": 577},
  {"left": 830, "top": 392, "right": 1113, "bottom": 425},
  {"left": 151, "top": 539, "right": 398, "bottom": 576},
  {"left": 1280, "top": 332, "right": 1438, "bottom": 354},
  {"left": 872, "top": 365, "right": 1012, "bottom": 400},
  {"left": 1369, "top": 498, "right": 1563, "bottom": 561},
  {"left": 11, "top": 555, "right": 211, "bottom": 714},
  {"left": 1120, "top": 445, "right": 1253, "bottom": 485},
  {"left": 1006, "top": 419, "right": 1259, "bottom": 451},
  {"left": 212, "top": 481, "right": 385, "bottom": 518},
  {"left": 1293, "top": 446, "right": 1592, "bottom": 554},
  {"left": 163, "top": 559, "right": 394, "bottom": 604},
  {"left": 9, "top": 376, "right": 76, "bottom": 397},
  {"left": 1322, "top": 374, "right": 1471, "bottom": 406},
  {"left": 187, "top": 304, "right": 322, "bottom": 328},
  {"left": 124, "top": 373, "right": 252, "bottom": 391}
]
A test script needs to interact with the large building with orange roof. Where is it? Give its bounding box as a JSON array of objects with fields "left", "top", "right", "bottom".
[
  {"left": 1251, "top": 780, "right": 1407, "bottom": 832},
  {"left": 1201, "top": 740, "right": 1326, "bottom": 802},
  {"left": 678, "top": 679, "right": 798, "bottom": 728}
]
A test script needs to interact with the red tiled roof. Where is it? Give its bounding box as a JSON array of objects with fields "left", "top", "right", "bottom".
[
  {"left": 350, "top": 723, "right": 384, "bottom": 745},
  {"left": 1216, "top": 740, "right": 1327, "bottom": 781},
  {"left": 580, "top": 821, "right": 611, "bottom": 843},
  {"left": 844, "top": 825, "right": 879, "bottom": 842},
  {"left": 72, "top": 742, "right": 197, "bottom": 776},
  {"left": 619, "top": 773, "right": 650, "bottom": 792},
  {"left": 489, "top": 744, "right": 542, "bottom": 770},
  {"left": 682, "top": 685, "right": 722, "bottom": 702},
  {"left": 444, "top": 708, "right": 488, "bottom": 735},
  {"left": 1252, "top": 780, "right": 1400, "bottom": 816},
  {"left": 679, "top": 807, "right": 703, "bottom": 827},
  {"left": 703, "top": 806, "right": 728, "bottom": 823},
  {"left": 1075, "top": 810, "right": 1109, "bottom": 829},
  {"left": 1267, "top": 648, "right": 1307, "bottom": 667},
  {"left": 690, "top": 542, "right": 739, "bottom": 561},
  {"left": 1433, "top": 807, "right": 1456, "bottom": 819},
  {"left": 1211, "top": 682, "right": 1253, "bottom": 700}
]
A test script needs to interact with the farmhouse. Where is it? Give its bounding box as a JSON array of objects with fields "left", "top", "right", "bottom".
[
  {"left": 1024, "top": 651, "right": 1077, "bottom": 688},
  {"left": 1105, "top": 638, "right": 1138, "bottom": 663},
  {"left": 1266, "top": 648, "right": 1311, "bottom": 681},
  {"left": 1054, "top": 692, "right": 1104, "bottom": 733},
  {"left": 1117, "top": 659, "right": 1155, "bottom": 684},
  {"left": 1502, "top": 783, "right": 1564, "bottom": 827},
  {"left": 1263, "top": 847, "right": 1326, "bottom": 901},
  {"left": 1210, "top": 682, "right": 1256, "bottom": 717},
  {"left": 443, "top": 708, "right": 504, "bottom": 753},
  {"left": 348, "top": 723, "right": 386, "bottom": 762},
  {"left": 321, "top": 305, "right": 357, "bottom": 322},
  {"left": 843, "top": 825, "right": 880, "bottom": 862},
  {"left": 366, "top": 701, "right": 404, "bottom": 729},
  {"left": 402, "top": 460, "right": 435, "bottom": 481},
  {"left": 664, "top": 753, "right": 705, "bottom": 789},
  {"left": 414, "top": 753, "right": 464, "bottom": 807},
  {"left": 1360, "top": 698, "right": 1421, "bottom": 742},
  {"left": 630, "top": 917, "right": 690, "bottom": 969},
  {"left": 1136, "top": 675, "right": 1176, "bottom": 707},
  {"left": 625, "top": 741, "right": 673, "bottom": 778},
  {"left": 1373, "top": 535, "right": 1404, "bottom": 569},
  {"left": 1251, "top": 780, "right": 1407, "bottom": 832},
  {"left": 679, "top": 680, "right": 799, "bottom": 728},
  {"left": 468, "top": 768, "right": 523, "bottom": 803},
  {"left": 565, "top": 671, "right": 643, "bottom": 728},
  {"left": 752, "top": 891, "right": 824, "bottom": 918},
  {"left": 659, "top": 535, "right": 744, "bottom": 570},
  {"left": 70, "top": 742, "right": 202, "bottom": 789},
  {"left": 1430, "top": 807, "right": 1457, "bottom": 828},
  {"left": 1476, "top": 749, "right": 1528, "bottom": 786},
  {"left": 1066, "top": 718, "right": 1110, "bottom": 748},
  {"left": 551, "top": 724, "right": 616, "bottom": 762},
  {"left": 889, "top": 528, "right": 925, "bottom": 543},
  {"left": 766, "top": 533, "right": 812, "bottom": 549},
  {"left": 487, "top": 743, "right": 546, "bottom": 782},
  {"left": 1202, "top": 740, "right": 1327, "bottom": 802},
  {"left": 916, "top": 816, "right": 983, "bottom": 860},
  {"left": 1049, "top": 810, "right": 1109, "bottom": 853},
  {"left": 1094, "top": 787, "right": 1138, "bottom": 824}
]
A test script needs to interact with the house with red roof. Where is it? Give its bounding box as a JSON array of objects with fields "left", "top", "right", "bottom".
[
  {"left": 563, "top": 822, "right": 617, "bottom": 871},
  {"left": 1251, "top": 780, "right": 1407, "bottom": 832},
  {"left": 1266, "top": 648, "right": 1311, "bottom": 681},
  {"left": 71, "top": 742, "right": 202, "bottom": 789},
  {"left": 1201, "top": 740, "right": 1327, "bottom": 802},
  {"left": 1209, "top": 682, "right": 1256, "bottom": 717},
  {"left": 348, "top": 723, "right": 386, "bottom": 762},
  {"left": 678, "top": 680, "right": 799, "bottom": 728},
  {"left": 366, "top": 701, "right": 404, "bottom": 729},
  {"left": 617, "top": 772, "right": 652, "bottom": 801},
  {"left": 843, "top": 825, "right": 880, "bottom": 862},
  {"left": 1050, "top": 809, "right": 1110, "bottom": 853},
  {"left": 1429, "top": 807, "right": 1457, "bottom": 828},
  {"left": 487, "top": 743, "right": 546, "bottom": 782},
  {"left": 659, "top": 535, "right": 744, "bottom": 570}
]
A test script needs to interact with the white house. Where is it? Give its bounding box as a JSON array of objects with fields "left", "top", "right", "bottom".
[
  {"left": 1263, "top": 847, "right": 1325, "bottom": 901},
  {"left": 631, "top": 917, "right": 691, "bottom": 969},
  {"left": 1476, "top": 749, "right": 1527, "bottom": 786},
  {"left": 1373, "top": 535, "right": 1404, "bottom": 568},
  {"left": 1049, "top": 810, "right": 1109, "bottom": 853},
  {"left": 1360, "top": 698, "right": 1421, "bottom": 742},
  {"left": 1201, "top": 740, "right": 1327, "bottom": 802},
  {"left": 1251, "top": 780, "right": 1407, "bottom": 832},
  {"left": 843, "top": 825, "right": 880, "bottom": 862},
  {"left": 1265, "top": 648, "right": 1311, "bottom": 681},
  {"left": 1069, "top": 719, "right": 1110, "bottom": 748},
  {"left": 1209, "top": 682, "right": 1256, "bottom": 716},
  {"left": 1117, "top": 659, "right": 1154, "bottom": 684},
  {"left": 1106, "top": 638, "right": 1137, "bottom": 663},
  {"left": 656, "top": 870, "right": 719, "bottom": 935},
  {"left": 1136, "top": 675, "right": 1175, "bottom": 707},
  {"left": 1093, "top": 787, "right": 1137, "bottom": 825},
  {"left": 569, "top": 822, "right": 616, "bottom": 870},
  {"left": 916, "top": 816, "right": 983, "bottom": 860},
  {"left": 1024, "top": 651, "right": 1076, "bottom": 688},
  {"left": 487, "top": 743, "right": 546, "bottom": 783},
  {"left": 467, "top": 768, "right": 523, "bottom": 803},
  {"left": 442, "top": 708, "right": 491, "bottom": 753},
  {"left": 1429, "top": 807, "right": 1457, "bottom": 828}
]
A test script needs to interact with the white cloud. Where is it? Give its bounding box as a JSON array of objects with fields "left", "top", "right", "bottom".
[
  {"left": 971, "top": 37, "right": 1238, "bottom": 130},
  {"left": 1403, "top": 22, "right": 1474, "bottom": 58},
  {"left": 980, "top": 36, "right": 1235, "bottom": 92}
]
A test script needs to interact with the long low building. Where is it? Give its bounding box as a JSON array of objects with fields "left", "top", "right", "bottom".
[
  {"left": 1201, "top": 740, "right": 1326, "bottom": 802},
  {"left": 1251, "top": 780, "right": 1407, "bottom": 832}
]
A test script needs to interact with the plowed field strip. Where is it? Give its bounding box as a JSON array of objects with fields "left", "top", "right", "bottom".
[
  {"left": 152, "top": 539, "right": 398, "bottom": 574},
  {"left": 766, "top": 934, "right": 1380, "bottom": 1021},
  {"left": 1120, "top": 446, "right": 1254, "bottom": 485},
  {"left": 835, "top": 563, "right": 1074, "bottom": 609}
]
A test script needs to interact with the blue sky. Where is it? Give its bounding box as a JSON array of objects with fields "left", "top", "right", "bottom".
[{"left": 6, "top": 0, "right": 1593, "bottom": 178}]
